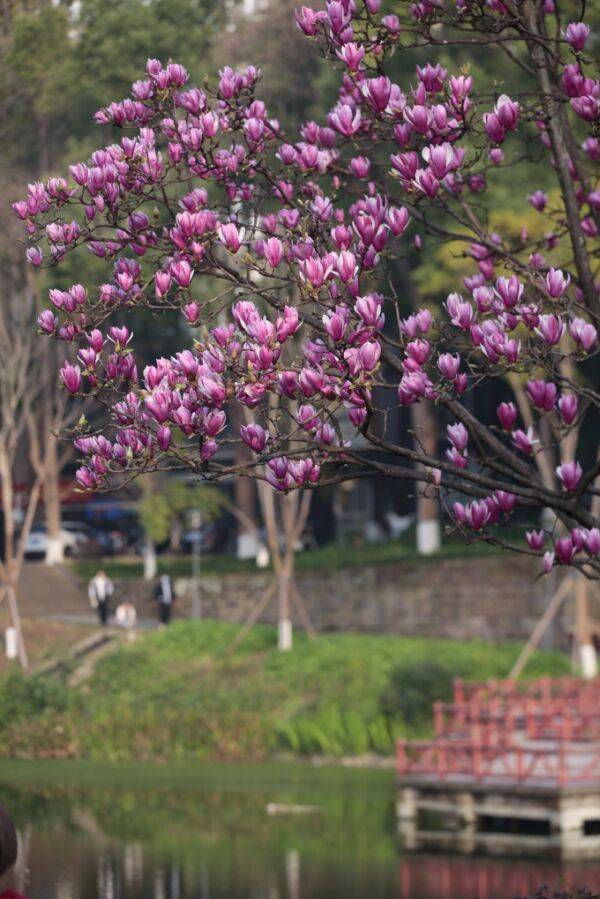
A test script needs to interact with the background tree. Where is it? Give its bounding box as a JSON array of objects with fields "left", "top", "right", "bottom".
[{"left": 138, "top": 479, "right": 223, "bottom": 550}]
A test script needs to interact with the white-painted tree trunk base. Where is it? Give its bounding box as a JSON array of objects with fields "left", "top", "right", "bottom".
[
  {"left": 541, "top": 507, "right": 557, "bottom": 531},
  {"left": 416, "top": 519, "right": 441, "bottom": 555},
  {"left": 143, "top": 542, "right": 157, "bottom": 580},
  {"left": 286, "top": 849, "right": 300, "bottom": 899},
  {"left": 256, "top": 544, "right": 270, "bottom": 569},
  {"left": 45, "top": 536, "right": 64, "bottom": 565},
  {"left": 579, "top": 643, "right": 598, "bottom": 679},
  {"left": 5, "top": 627, "right": 18, "bottom": 660},
  {"left": 237, "top": 532, "right": 259, "bottom": 560},
  {"left": 278, "top": 618, "right": 293, "bottom": 652}
]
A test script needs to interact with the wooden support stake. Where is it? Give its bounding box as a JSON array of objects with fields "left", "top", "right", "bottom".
[
  {"left": 226, "top": 581, "right": 277, "bottom": 656},
  {"left": 290, "top": 581, "right": 316, "bottom": 639},
  {"left": 509, "top": 574, "right": 573, "bottom": 680}
]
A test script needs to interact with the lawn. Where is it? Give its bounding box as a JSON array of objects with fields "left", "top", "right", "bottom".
[
  {"left": 69, "top": 528, "right": 507, "bottom": 581},
  {"left": 0, "top": 620, "right": 569, "bottom": 763}
]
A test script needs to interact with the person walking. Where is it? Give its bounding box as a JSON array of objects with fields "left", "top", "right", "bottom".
[
  {"left": 0, "top": 803, "right": 28, "bottom": 899},
  {"left": 155, "top": 573, "right": 175, "bottom": 626},
  {"left": 88, "top": 569, "right": 114, "bottom": 626}
]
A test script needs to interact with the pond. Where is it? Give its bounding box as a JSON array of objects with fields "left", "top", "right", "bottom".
[{"left": 0, "top": 762, "right": 599, "bottom": 899}]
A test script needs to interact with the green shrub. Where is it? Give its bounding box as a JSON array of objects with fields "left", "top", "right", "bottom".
[
  {"left": 0, "top": 671, "right": 68, "bottom": 729},
  {"left": 379, "top": 659, "right": 456, "bottom": 730}
]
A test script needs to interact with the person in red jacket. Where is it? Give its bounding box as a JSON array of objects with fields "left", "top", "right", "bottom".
[{"left": 0, "top": 804, "right": 27, "bottom": 899}]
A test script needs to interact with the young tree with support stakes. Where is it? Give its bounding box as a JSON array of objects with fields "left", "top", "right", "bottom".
[
  {"left": 0, "top": 181, "right": 87, "bottom": 668},
  {"left": 13, "top": 0, "right": 599, "bottom": 624}
]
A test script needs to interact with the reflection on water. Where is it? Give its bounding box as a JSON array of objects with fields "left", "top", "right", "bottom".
[{"left": 1, "top": 767, "right": 599, "bottom": 899}]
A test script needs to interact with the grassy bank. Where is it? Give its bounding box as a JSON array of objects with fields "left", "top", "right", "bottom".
[
  {"left": 0, "top": 758, "right": 393, "bottom": 793},
  {"left": 0, "top": 621, "right": 569, "bottom": 762},
  {"left": 0, "top": 616, "right": 94, "bottom": 674}
]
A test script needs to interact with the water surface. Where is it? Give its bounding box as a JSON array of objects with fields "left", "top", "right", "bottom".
[{"left": 1, "top": 762, "right": 598, "bottom": 898}]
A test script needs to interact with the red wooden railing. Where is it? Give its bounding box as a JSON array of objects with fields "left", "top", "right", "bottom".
[
  {"left": 453, "top": 675, "right": 600, "bottom": 705},
  {"left": 434, "top": 699, "right": 600, "bottom": 742},
  {"left": 397, "top": 736, "right": 600, "bottom": 785},
  {"left": 399, "top": 677, "right": 600, "bottom": 787}
]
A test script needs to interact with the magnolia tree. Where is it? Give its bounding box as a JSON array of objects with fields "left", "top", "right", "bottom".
[{"left": 14, "top": 0, "right": 600, "bottom": 594}]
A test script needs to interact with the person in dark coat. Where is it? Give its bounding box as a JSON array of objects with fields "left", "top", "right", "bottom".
[
  {"left": 155, "top": 573, "right": 175, "bottom": 625},
  {"left": 0, "top": 803, "right": 28, "bottom": 898}
]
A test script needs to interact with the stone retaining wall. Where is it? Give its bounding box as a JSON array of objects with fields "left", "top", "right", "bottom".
[{"left": 130, "top": 554, "right": 579, "bottom": 647}]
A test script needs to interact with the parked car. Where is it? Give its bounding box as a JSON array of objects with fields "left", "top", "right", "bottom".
[
  {"left": 24, "top": 522, "right": 106, "bottom": 559},
  {"left": 24, "top": 524, "right": 78, "bottom": 560}
]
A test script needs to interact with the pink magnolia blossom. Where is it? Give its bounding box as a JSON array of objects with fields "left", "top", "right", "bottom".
[
  {"left": 554, "top": 537, "right": 576, "bottom": 565},
  {"left": 60, "top": 364, "right": 82, "bottom": 394},
  {"left": 337, "top": 43, "right": 365, "bottom": 71},
  {"left": 512, "top": 428, "right": 537, "bottom": 455},
  {"left": 558, "top": 394, "right": 578, "bottom": 425},
  {"left": 526, "top": 379, "right": 557, "bottom": 412},
  {"left": 570, "top": 317, "right": 597, "bottom": 351},
  {"left": 556, "top": 460, "right": 583, "bottom": 491},
  {"left": 528, "top": 191, "right": 547, "bottom": 212},
  {"left": 564, "top": 22, "right": 590, "bottom": 51},
  {"left": 171, "top": 260, "right": 194, "bottom": 288},
  {"left": 586, "top": 528, "right": 600, "bottom": 556},
  {"left": 545, "top": 268, "right": 570, "bottom": 298},
  {"left": 447, "top": 422, "right": 469, "bottom": 452},
  {"left": 497, "top": 402, "right": 518, "bottom": 431},
  {"left": 157, "top": 426, "right": 172, "bottom": 451},
  {"left": 462, "top": 500, "right": 491, "bottom": 531},
  {"left": 493, "top": 490, "right": 516, "bottom": 513},
  {"left": 495, "top": 275, "right": 523, "bottom": 310},
  {"left": 386, "top": 206, "right": 410, "bottom": 236},
  {"left": 264, "top": 237, "right": 284, "bottom": 268},
  {"left": 183, "top": 302, "right": 201, "bottom": 325},
  {"left": 495, "top": 95, "right": 519, "bottom": 130},
  {"left": 218, "top": 222, "right": 243, "bottom": 253},
  {"left": 535, "top": 314, "right": 564, "bottom": 346},
  {"left": 526, "top": 530, "right": 545, "bottom": 551},
  {"left": 355, "top": 295, "right": 383, "bottom": 328},
  {"left": 438, "top": 353, "right": 461, "bottom": 379},
  {"left": 240, "top": 423, "right": 269, "bottom": 453},
  {"left": 38, "top": 310, "right": 57, "bottom": 334}
]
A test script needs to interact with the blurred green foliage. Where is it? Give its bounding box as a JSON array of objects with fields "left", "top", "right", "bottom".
[{"left": 138, "top": 480, "right": 224, "bottom": 544}]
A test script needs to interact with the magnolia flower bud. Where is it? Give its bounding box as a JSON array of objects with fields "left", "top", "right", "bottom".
[{"left": 60, "top": 363, "right": 82, "bottom": 394}]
